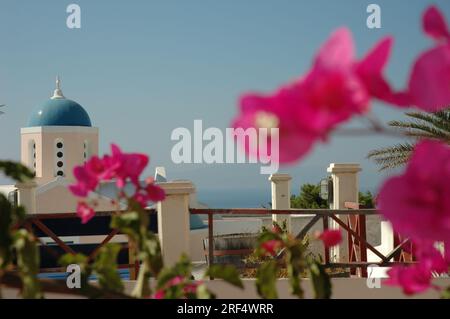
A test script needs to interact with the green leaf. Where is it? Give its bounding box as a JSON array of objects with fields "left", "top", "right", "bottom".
[
  {"left": 256, "top": 231, "right": 281, "bottom": 257},
  {"left": 132, "top": 260, "right": 152, "bottom": 298},
  {"left": 156, "top": 254, "right": 192, "bottom": 289},
  {"left": 59, "top": 253, "right": 89, "bottom": 268},
  {"left": 285, "top": 242, "right": 305, "bottom": 298},
  {"left": 257, "top": 231, "right": 280, "bottom": 245},
  {"left": 92, "top": 244, "right": 124, "bottom": 293},
  {"left": 308, "top": 260, "right": 332, "bottom": 299},
  {"left": 152, "top": 255, "right": 195, "bottom": 299},
  {"left": 0, "top": 194, "right": 14, "bottom": 268},
  {"left": 13, "top": 230, "right": 42, "bottom": 299},
  {"left": 205, "top": 264, "right": 243, "bottom": 289},
  {"left": 111, "top": 212, "right": 141, "bottom": 239},
  {"left": 141, "top": 234, "right": 164, "bottom": 276},
  {"left": 196, "top": 283, "right": 215, "bottom": 299},
  {"left": 256, "top": 260, "right": 278, "bottom": 299},
  {"left": 441, "top": 286, "right": 450, "bottom": 299},
  {"left": 0, "top": 161, "right": 34, "bottom": 182}
]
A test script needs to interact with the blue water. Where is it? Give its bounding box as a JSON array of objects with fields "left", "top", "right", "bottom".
[
  {"left": 197, "top": 187, "right": 376, "bottom": 208},
  {"left": 197, "top": 188, "right": 271, "bottom": 208}
]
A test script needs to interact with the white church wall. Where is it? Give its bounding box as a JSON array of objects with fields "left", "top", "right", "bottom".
[
  {"left": 34, "top": 181, "right": 114, "bottom": 214},
  {"left": 21, "top": 126, "right": 98, "bottom": 185}
]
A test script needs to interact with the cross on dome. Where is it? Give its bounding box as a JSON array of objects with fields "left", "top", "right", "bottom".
[{"left": 51, "top": 76, "right": 65, "bottom": 99}]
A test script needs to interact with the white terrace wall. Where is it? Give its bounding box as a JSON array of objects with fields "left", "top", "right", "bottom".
[
  {"left": 157, "top": 180, "right": 195, "bottom": 266},
  {"left": 5, "top": 278, "right": 449, "bottom": 299}
]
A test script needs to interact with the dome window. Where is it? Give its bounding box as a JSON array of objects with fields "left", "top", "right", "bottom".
[
  {"left": 54, "top": 139, "right": 65, "bottom": 177},
  {"left": 28, "top": 140, "right": 37, "bottom": 176},
  {"left": 83, "top": 140, "right": 90, "bottom": 162}
]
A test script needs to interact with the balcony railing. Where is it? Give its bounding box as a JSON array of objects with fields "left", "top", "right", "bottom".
[
  {"left": 191, "top": 203, "right": 414, "bottom": 279},
  {"left": 14, "top": 204, "right": 413, "bottom": 280}
]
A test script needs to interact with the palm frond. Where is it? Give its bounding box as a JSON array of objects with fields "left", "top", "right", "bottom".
[
  {"left": 388, "top": 120, "right": 450, "bottom": 141},
  {"left": 405, "top": 110, "right": 450, "bottom": 134},
  {"left": 368, "top": 143, "right": 413, "bottom": 170},
  {"left": 369, "top": 154, "right": 411, "bottom": 171},
  {"left": 367, "top": 143, "right": 413, "bottom": 158},
  {"left": 368, "top": 110, "right": 450, "bottom": 171}
]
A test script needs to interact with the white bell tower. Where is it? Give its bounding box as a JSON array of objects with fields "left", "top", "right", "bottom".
[{"left": 21, "top": 77, "right": 99, "bottom": 185}]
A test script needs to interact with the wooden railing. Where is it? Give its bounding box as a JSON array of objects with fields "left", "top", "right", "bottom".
[
  {"left": 190, "top": 204, "right": 413, "bottom": 279},
  {"left": 18, "top": 209, "right": 157, "bottom": 279},
  {"left": 17, "top": 205, "right": 412, "bottom": 280}
]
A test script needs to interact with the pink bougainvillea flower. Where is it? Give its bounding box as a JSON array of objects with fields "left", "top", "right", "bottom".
[
  {"left": 232, "top": 28, "right": 404, "bottom": 164},
  {"left": 70, "top": 144, "right": 151, "bottom": 197},
  {"left": 445, "top": 244, "right": 450, "bottom": 264},
  {"left": 294, "top": 68, "right": 370, "bottom": 134},
  {"left": 76, "top": 202, "right": 95, "bottom": 224},
  {"left": 423, "top": 6, "right": 450, "bottom": 42},
  {"left": 407, "top": 6, "right": 450, "bottom": 112},
  {"left": 133, "top": 185, "right": 165, "bottom": 208},
  {"left": 153, "top": 289, "right": 165, "bottom": 299},
  {"left": 167, "top": 276, "right": 185, "bottom": 287},
  {"left": 69, "top": 165, "right": 99, "bottom": 197},
  {"left": 69, "top": 155, "right": 119, "bottom": 198},
  {"left": 378, "top": 140, "right": 450, "bottom": 244},
  {"left": 232, "top": 29, "right": 363, "bottom": 164},
  {"left": 317, "top": 229, "right": 342, "bottom": 248},
  {"left": 261, "top": 239, "right": 282, "bottom": 256},
  {"left": 384, "top": 264, "right": 434, "bottom": 295},
  {"left": 132, "top": 178, "right": 166, "bottom": 208},
  {"left": 271, "top": 224, "right": 283, "bottom": 234},
  {"left": 232, "top": 88, "right": 317, "bottom": 164},
  {"left": 132, "top": 192, "right": 149, "bottom": 208},
  {"left": 379, "top": 140, "right": 450, "bottom": 296},
  {"left": 145, "top": 180, "right": 166, "bottom": 202},
  {"left": 85, "top": 155, "right": 118, "bottom": 181},
  {"left": 69, "top": 144, "right": 162, "bottom": 223},
  {"left": 384, "top": 243, "right": 447, "bottom": 296},
  {"left": 306, "top": 27, "right": 410, "bottom": 119},
  {"left": 408, "top": 45, "right": 450, "bottom": 112},
  {"left": 183, "top": 282, "right": 200, "bottom": 295},
  {"left": 292, "top": 28, "right": 372, "bottom": 135},
  {"left": 355, "top": 37, "right": 411, "bottom": 107},
  {"left": 315, "top": 28, "right": 408, "bottom": 108},
  {"left": 418, "top": 244, "right": 448, "bottom": 275},
  {"left": 153, "top": 277, "right": 200, "bottom": 299},
  {"left": 111, "top": 144, "right": 149, "bottom": 188}
]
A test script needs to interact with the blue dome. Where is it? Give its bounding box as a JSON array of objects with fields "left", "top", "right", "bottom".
[{"left": 28, "top": 98, "right": 92, "bottom": 127}]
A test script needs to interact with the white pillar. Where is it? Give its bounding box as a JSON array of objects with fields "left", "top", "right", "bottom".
[
  {"left": 269, "top": 174, "right": 292, "bottom": 233},
  {"left": 15, "top": 181, "right": 37, "bottom": 214},
  {"left": 327, "top": 163, "right": 361, "bottom": 262},
  {"left": 157, "top": 180, "right": 195, "bottom": 266}
]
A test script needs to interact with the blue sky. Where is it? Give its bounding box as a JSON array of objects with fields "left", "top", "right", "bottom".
[{"left": 1, "top": 0, "right": 449, "bottom": 197}]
